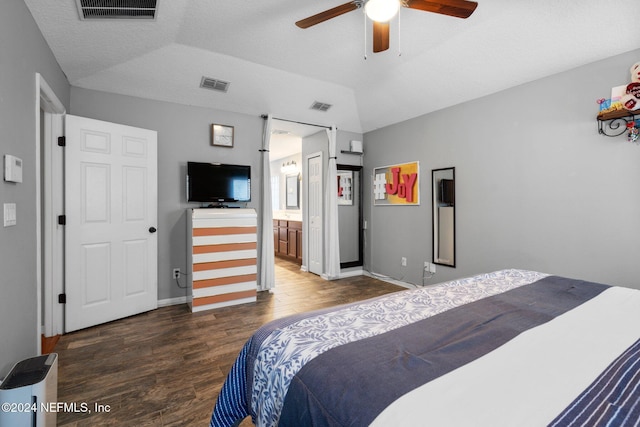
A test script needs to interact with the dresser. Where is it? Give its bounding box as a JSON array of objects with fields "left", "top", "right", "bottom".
[{"left": 187, "top": 208, "right": 257, "bottom": 312}]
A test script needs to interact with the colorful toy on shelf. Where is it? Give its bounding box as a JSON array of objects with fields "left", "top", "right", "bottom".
[
  {"left": 620, "top": 62, "right": 640, "bottom": 111},
  {"left": 597, "top": 98, "right": 611, "bottom": 111},
  {"left": 597, "top": 100, "right": 624, "bottom": 117},
  {"left": 627, "top": 120, "right": 639, "bottom": 143}
]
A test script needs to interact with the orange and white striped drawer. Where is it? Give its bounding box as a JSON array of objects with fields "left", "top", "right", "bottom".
[
  {"left": 192, "top": 259, "right": 257, "bottom": 282},
  {"left": 189, "top": 209, "right": 258, "bottom": 312}
]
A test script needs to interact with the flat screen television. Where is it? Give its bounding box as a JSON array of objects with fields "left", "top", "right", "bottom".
[{"left": 187, "top": 162, "right": 251, "bottom": 203}]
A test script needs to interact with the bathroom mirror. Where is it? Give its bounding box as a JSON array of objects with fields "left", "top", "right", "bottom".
[
  {"left": 432, "top": 167, "right": 455, "bottom": 267},
  {"left": 286, "top": 174, "right": 299, "bottom": 209}
]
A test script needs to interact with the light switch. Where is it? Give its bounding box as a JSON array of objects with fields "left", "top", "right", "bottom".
[{"left": 4, "top": 203, "right": 16, "bottom": 227}]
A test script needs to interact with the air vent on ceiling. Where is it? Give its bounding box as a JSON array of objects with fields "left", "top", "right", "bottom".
[
  {"left": 75, "top": 0, "right": 158, "bottom": 20},
  {"left": 200, "top": 77, "right": 230, "bottom": 93},
  {"left": 310, "top": 101, "right": 332, "bottom": 112}
]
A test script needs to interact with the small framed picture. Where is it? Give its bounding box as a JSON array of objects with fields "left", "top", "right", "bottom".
[{"left": 211, "top": 124, "right": 234, "bottom": 147}]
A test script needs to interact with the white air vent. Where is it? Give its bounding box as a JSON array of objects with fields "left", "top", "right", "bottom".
[
  {"left": 76, "top": 0, "right": 158, "bottom": 20},
  {"left": 200, "top": 77, "right": 231, "bottom": 93},
  {"left": 310, "top": 101, "right": 332, "bottom": 112}
]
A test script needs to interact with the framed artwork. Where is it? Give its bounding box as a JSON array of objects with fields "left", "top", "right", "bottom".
[
  {"left": 373, "top": 161, "right": 420, "bottom": 206},
  {"left": 211, "top": 124, "right": 234, "bottom": 147}
]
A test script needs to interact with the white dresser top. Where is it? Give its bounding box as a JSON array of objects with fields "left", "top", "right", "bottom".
[{"left": 191, "top": 208, "right": 257, "bottom": 219}]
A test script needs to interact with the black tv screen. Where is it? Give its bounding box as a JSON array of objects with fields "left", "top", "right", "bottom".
[
  {"left": 187, "top": 162, "right": 251, "bottom": 203},
  {"left": 439, "top": 179, "right": 454, "bottom": 205}
]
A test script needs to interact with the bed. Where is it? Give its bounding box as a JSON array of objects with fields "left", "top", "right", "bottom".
[{"left": 209, "top": 269, "right": 640, "bottom": 427}]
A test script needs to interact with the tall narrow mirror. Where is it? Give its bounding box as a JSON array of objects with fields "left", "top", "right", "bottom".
[
  {"left": 432, "top": 167, "right": 455, "bottom": 267},
  {"left": 337, "top": 164, "right": 363, "bottom": 268}
]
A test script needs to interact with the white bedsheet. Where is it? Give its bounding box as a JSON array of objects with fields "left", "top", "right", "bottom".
[{"left": 371, "top": 287, "right": 640, "bottom": 427}]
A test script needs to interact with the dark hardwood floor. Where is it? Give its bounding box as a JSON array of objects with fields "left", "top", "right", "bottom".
[{"left": 55, "top": 259, "right": 403, "bottom": 426}]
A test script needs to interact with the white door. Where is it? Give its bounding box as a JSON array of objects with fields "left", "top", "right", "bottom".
[
  {"left": 307, "top": 153, "right": 323, "bottom": 275},
  {"left": 65, "top": 115, "right": 158, "bottom": 332}
]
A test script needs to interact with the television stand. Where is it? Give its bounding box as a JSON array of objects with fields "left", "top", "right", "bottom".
[{"left": 205, "top": 203, "right": 240, "bottom": 208}]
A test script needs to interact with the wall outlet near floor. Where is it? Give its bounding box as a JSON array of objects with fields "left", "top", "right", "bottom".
[
  {"left": 172, "top": 268, "right": 180, "bottom": 279},
  {"left": 401, "top": 257, "right": 407, "bottom": 267},
  {"left": 424, "top": 262, "right": 436, "bottom": 273}
]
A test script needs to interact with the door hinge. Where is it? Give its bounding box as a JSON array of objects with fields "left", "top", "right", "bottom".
[
  {"left": 57, "top": 136, "right": 66, "bottom": 147},
  {"left": 58, "top": 293, "right": 66, "bottom": 304},
  {"left": 58, "top": 215, "right": 66, "bottom": 225}
]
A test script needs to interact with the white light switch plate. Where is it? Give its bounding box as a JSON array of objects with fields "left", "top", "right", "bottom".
[{"left": 4, "top": 203, "right": 16, "bottom": 227}]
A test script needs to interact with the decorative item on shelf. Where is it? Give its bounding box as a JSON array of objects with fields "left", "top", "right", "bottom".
[
  {"left": 627, "top": 120, "right": 640, "bottom": 143},
  {"left": 597, "top": 98, "right": 611, "bottom": 112},
  {"left": 350, "top": 140, "right": 363, "bottom": 153},
  {"left": 281, "top": 161, "right": 298, "bottom": 174},
  {"left": 596, "top": 63, "right": 640, "bottom": 138},
  {"left": 211, "top": 123, "right": 234, "bottom": 147},
  {"left": 621, "top": 62, "right": 640, "bottom": 112},
  {"left": 611, "top": 85, "right": 627, "bottom": 107}
]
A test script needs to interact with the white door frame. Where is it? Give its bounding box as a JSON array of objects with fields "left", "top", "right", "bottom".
[{"left": 36, "top": 73, "right": 66, "bottom": 352}]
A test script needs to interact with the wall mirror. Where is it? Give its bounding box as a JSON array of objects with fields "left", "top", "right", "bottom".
[
  {"left": 337, "top": 164, "right": 363, "bottom": 268},
  {"left": 432, "top": 167, "right": 455, "bottom": 267},
  {"left": 286, "top": 174, "right": 299, "bottom": 209}
]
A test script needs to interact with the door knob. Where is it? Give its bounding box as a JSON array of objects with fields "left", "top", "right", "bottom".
[{"left": 149, "top": 226, "right": 157, "bottom": 233}]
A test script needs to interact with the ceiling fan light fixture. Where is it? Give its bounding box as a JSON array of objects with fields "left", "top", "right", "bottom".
[{"left": 364, "top": 0, "right": 400, "bottom": 22}]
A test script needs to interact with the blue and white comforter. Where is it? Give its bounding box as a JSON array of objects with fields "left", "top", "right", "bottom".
[{"left": 210, "top": 269, "right": 640, "bottom": 427}]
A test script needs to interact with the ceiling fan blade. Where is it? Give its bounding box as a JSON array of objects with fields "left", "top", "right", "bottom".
[
  {"left": 405, "top": 0, "right": 478, "bottom": 19},
  {"left": 295, "top": 2, "right": 360, "bottom": 29},
  {"left": 372, "top": 21, "right": 390, "bottom": 53}
]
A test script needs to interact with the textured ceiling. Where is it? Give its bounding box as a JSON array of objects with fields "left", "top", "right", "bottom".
[{"left": 24, "top": 0, "right": 640, "bottom": 135}]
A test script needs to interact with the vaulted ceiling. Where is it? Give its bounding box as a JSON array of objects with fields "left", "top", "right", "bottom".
[{"left": 25, "top": 0, "right": 640, "bottom": 135}]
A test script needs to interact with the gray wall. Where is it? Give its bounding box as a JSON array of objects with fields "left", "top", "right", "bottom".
[
  {"left": 363, "top": 49, "right": 640, "bottom": 289},
  {"left": 67, "top": 91, "right": 367, "bottom": 303},
  {"left": 271, "top": 152, "right": 302, "bottom": 213},
  {"left": 71, "top": 87, "right": 264, "bottom": 301},
  {"left": 0, "top": 2, "right": 70, "bottom": 377}
]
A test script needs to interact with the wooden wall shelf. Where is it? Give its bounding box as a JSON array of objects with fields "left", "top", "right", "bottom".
[{"left": 597, "top": 109, "right": 639, "bottom": 137}]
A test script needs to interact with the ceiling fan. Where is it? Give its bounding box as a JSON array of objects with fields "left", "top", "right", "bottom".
[{"left": 295, "top": 0, "right": 478, "bottom": 53}]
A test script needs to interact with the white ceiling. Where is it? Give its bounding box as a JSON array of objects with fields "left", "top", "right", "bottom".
[{"left": 24, "top": 0, "right": 640, "bottom": 135}]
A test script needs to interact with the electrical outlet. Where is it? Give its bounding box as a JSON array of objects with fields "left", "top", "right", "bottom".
[
  {"left": 429, "top": 263, "right": 436, "bottom": 273},
  {"left": 424, "top": 261, "right": 430, "bottom": 271},
  {"left": 172, "top": 268, "right": 180, "bottom": 279},
  {"left": 401, "top": 257, "right": 407, "bottom": 267}
]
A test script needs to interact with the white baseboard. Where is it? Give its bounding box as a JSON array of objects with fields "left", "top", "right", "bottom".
[
  {"left": 339, "top": 269, "right": 364, "bottom": 278},
  {"left": 362, "top": 270, "right": 415, "bottom": 289},
  {"left": 158, "top": 296, "right": 188, "bottom": 307}
]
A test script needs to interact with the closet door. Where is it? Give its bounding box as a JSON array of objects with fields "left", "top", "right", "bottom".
[{"left": 65, "top": 115, "right": 157, "bottom": 332}]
